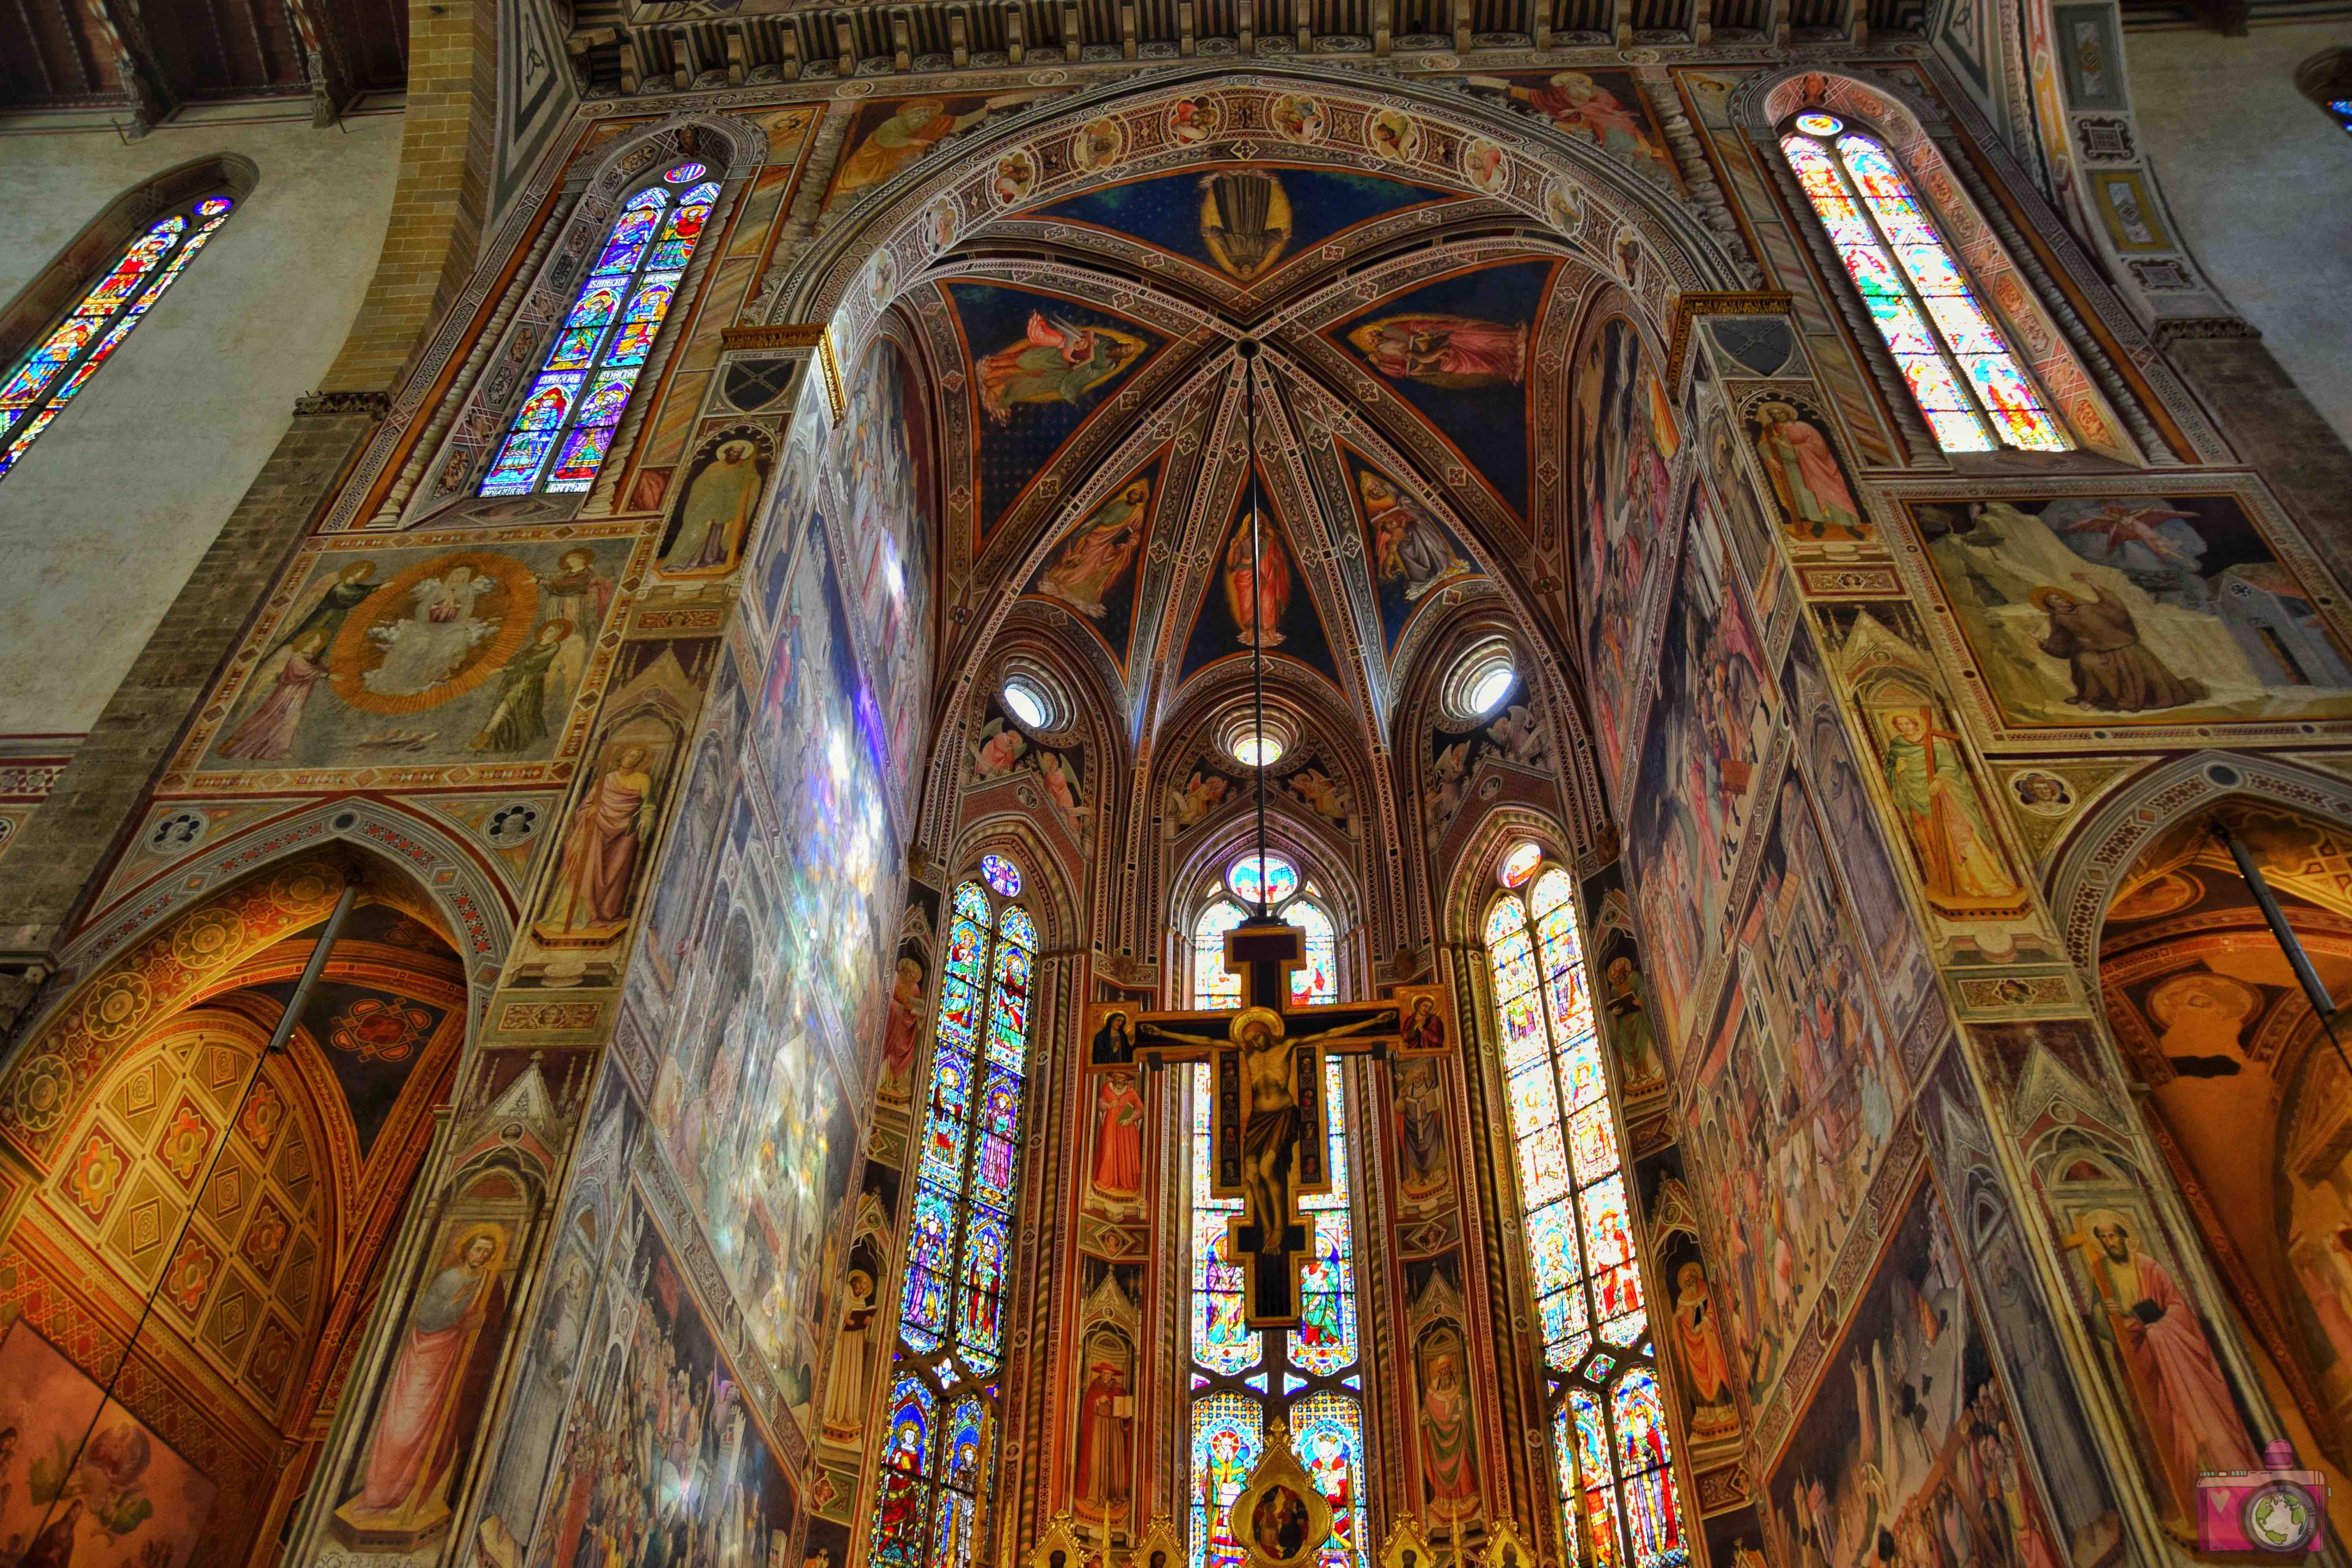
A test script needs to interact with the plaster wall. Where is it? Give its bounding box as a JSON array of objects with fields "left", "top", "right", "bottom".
[
  {"left": 2128, "top": 24, "right": 2352, "bottom": 444},
  {"left": 0, "top": 110, "right": 403, "bottom": 739}
]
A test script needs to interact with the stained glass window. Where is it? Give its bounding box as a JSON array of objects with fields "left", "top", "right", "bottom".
[
  {"left": 480, "top": 163, "right": 719, "bottom": 496},
  {"left": 1195, "top": 860, "right": 1338, "bottom": 1010},
  {"left": 1188, "top": 883, "right": 1366, "bottom": 1568},
  {"left": 1779, "top": 114, "right": 2067, "bottom": 454},
  {"left": 0, "top": 194, "right": 237, "bottom": 482},
  {"left": 1486, "top": 866, "right": 1685, "bottom": 1568},
  {"left": 1228, "top": 852, "right": 1300, "bottom": 907},
  {"left": 873, "top": 876, "right": 1037, "bottom": 1568}
]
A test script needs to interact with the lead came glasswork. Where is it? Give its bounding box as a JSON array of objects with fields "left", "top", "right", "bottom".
[
  {"left": 2, "top": 199, "right": 236, "bottom": 480},
  {"left": 874, "top": 871, "right": 1038, "bottom": 1568},
  {"left": 1779, "top": 116, "right": 2068, "bottom": 454},
  {"left": 1486, "top": 865, "right": 1686, "bottom": 1568},
  {"left": 481, "top": 164, "right": 719, "bottom": 496}
]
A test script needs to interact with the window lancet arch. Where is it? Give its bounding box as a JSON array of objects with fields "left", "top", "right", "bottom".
[
  {"left": 480, "top": 162, "right": 718, "bottom": 496},
  {"left": 1778, "top": 113, "right": 2067, "bottom": 455},
  {"left": 0, "top": 193, "right": 237, "bottom": 480},
  {"left": 1186, "top": 854, "right": 1364, "bottom": 1568},
  {"left": 871, "top": 870, "right": 1039, "bottom": 1568},
  {"left": 1484, "top": 865, "right": 1684, "bottom": 1568}
]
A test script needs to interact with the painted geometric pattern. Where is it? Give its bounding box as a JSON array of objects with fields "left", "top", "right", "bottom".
[{"left": 42, "top": 1035, "right": 327, "bottom": 1423}]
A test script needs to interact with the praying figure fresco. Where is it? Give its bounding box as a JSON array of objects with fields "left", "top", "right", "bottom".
[{"left": 1907, "top": 493, "right": 2352, "bottom": 727}]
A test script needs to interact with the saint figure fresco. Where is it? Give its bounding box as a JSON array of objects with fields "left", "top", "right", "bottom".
[
  {"left": 977, "top": 312, "right": 1146, "bottom": 420},
  {"left": 1347, "top": 314, "right": 1527, "bottom": 388},
  {"left": 1038, "top": 479, "right": 1149, "bottom": 618}
]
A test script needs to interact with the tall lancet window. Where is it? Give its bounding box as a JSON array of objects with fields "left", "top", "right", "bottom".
[
  {"left": 0, "top": 195, "right": 237, "bottom": 480},
  {"left": 1187, "top": 853, "right": 1365, "bottom": 1568},
  {"left": 480, "top": 161, "right": 718, "bottom": 495},
  {"left": 1779, "top": 113, "right": 2068, "bottom": 455},
  {"left": 871, "top": 857, "right": 1037, "bottom": 1568},
  {"left": 1485, "top": 862, "right": 1685, "bottom": 1568}
]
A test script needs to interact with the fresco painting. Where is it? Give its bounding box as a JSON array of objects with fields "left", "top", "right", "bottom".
[
  {"left": 192, "top": 534, "right": 634, "bottom": 777},
  {"left": 1465, "top": 71, "right": 1679, "bottom": 186},
  {"left": 1423, "top": 670, "right": 1549, "bottom": 854},
  {"left": 1334, "top": 261, "right": 1553, "bottom": 516},
  {"left": 1680, "top": 771, "right": 1905, "bottom": 1414},
  {"left": 832, "top": 337, "right": 939, "bottom": 808},
  {"left": 946, "top": 282, "right": 1160, "bottom": 545},
  {"left": 1764, "top": 1181, "right": 2068, "bottom": 1568},
  {"left": 0, "top": 1324, "right": 219, "bottom": 1568},
  {"left": 527, "top": 1192, "right": 797, "bottom": 1568},
  {"left": 1906, "top": 493, "right": 2352, "bottom": 727},
  {"left": 1342, "top": 452, "right": 1474, "bottom": 655},
  {"left": 1034, "top": 165, "right": 1455, "bottom": 284},
  {"left": 1180, "top": 495, "right": 1344, "bottom": 693},
  {"left": 1574, "top": 314, "right": 1680, "bottom": 788},
  {"left": 1620, "top": 494, "right": 1773, "bottom": 1049},
  {"left": 1028, "top": 458, "right": 1158, "bottom": 668}
]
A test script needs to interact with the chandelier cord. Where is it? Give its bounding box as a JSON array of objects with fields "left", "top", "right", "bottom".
[{"left": 1242, "top": 340, "right": 1271, "bottom": 920}]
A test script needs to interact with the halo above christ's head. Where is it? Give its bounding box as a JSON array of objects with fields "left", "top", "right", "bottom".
[{"left": 1231, "top": 1005, "right": 1284, "bottom": 1044}]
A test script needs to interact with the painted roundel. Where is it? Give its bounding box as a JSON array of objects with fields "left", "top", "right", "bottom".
[
  {"left": 980, "top": 853, "right": 1022, "bottom": 897},
  {"left": 1269, "top": 93, "right": 1324, "bottom": 143}
]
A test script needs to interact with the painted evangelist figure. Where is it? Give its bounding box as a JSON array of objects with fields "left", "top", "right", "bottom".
[
  {"left": 335, "top": 1224, "right": 511, "bottom": 1536},
  {"left": 1347, "top": 313, "right": 1527, "bottom": 388},
  {"left": 1909, "top": 493, "right": 2352, "bottom": 726},
  {"left": 977, "top": 311, "right": 1146, "bottom": 420},
  {"left": 1038, "top": 478, "right": 1149, "bottom": 619}
]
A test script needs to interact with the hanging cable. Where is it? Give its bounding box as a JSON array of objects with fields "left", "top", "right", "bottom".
[
  {"left": 8, "top": 866, "right": 363, "bottom": 1568},
  {"left": 1241, "top": 339, "right": 1273, "bottom": 922}
]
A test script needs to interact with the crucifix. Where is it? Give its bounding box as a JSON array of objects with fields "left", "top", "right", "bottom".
[{"left": 1083, "top": 922, "right": 1451, "bottom": 1326}]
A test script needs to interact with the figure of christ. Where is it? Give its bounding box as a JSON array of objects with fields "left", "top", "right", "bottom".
[{"left": 1136, "top": 1005, "right": 1391, "bottom": 1258}]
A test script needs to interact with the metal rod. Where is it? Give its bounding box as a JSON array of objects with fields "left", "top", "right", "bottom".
[
  {"left": 1242, "top": 339, "right": 1271, "bottom": 920},
  {"left": 2210, "top": 816, "right": 2352, "bottom": 1081},
  {"left": 8, "top": 868, "right": 362, "bottom": 1568}
]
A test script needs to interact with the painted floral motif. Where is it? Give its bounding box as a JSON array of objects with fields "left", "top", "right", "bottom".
[{"left": 327, "top": 997, "right": 436, "bottom": 1063}]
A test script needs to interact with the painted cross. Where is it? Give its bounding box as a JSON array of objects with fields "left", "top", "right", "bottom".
[{"left": 1083, "top": 918, "right": 1451, "bottom": 1325}]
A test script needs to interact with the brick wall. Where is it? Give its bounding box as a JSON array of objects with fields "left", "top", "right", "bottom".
[{"left": 318, "top": 0, "right": 498, "bottom": 395}]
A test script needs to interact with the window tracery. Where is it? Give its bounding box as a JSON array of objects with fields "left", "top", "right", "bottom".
[
  {"left": 871, "top": 872, "right": 1037, "bottom": 1568},
  {"left": 1187, "top": 856, "right": 1363, "bottom": 1568},
  {"left": 1484, "top": 865, "right": 1684, "bottom": 1568},
  {"left": 1778, "top": 113, "right": 2068, "bottom": 455},
  {"left": 480, "top": 161, "right": 717, "bottom": 496},
  {"left": 0, "top": 194, "right": 236, "bottom": 481}
]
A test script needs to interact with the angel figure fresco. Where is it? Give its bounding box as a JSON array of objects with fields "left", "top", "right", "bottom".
[
  {"left": 1038, "top": 479, "right": 1150, "bottom": 618},
  {"left": 469, "top": 617, "right": 575, "bottom": 752},
  {"left": 1358, "top": 472, "right": 1468, "bottom": 601},
  {"left": 365, "top": 562, "right": 501, "bottom": 696},
  {"left": 977, "top": 311, "right": 1147, "bottom": 421},
  {"left": 1288, "top": 766, "right": 1349, "bottom": 825},
  {"left": 970, "top": 716, "right": 1029, "bottom": 778},
  {"left": 267, "top": 557, "right": 378, "bottom": 661},
  {"left": 218, "top": 627, "right": 334, "bottom": 762},
  {"left": 1170, "top": 768, "right": 1230, "bottom": 829},
  {"left": 1466, "top": 72, "right": 1667, "bottom": 174},
  {"left": 1347, "top": 314, "right": 1527, "bottom": 389},
  {"left": 1224, "top": 514, "right": 1291, "bottom": 646},
  {"left": 1751, "top": 401, "right": 1864, "bottom": 541}
]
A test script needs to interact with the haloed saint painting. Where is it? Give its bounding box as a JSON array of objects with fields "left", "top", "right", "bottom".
[{"left": 183, "top": 528, "right": 646, "bottom": 782}]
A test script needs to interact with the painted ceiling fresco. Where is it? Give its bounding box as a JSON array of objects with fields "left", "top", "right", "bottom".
[
  {"left": 913, "top": 165, "right": 1597, "bottom": 741},
  {"left": 1030, "top": 165, "right": 1460, "bottom": 289}
]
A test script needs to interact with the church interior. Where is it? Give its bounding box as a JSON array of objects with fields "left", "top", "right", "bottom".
[{"left": 3, "top": 3, "right": 2352, "bottom": 1567}]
